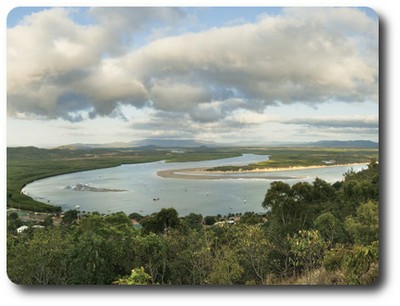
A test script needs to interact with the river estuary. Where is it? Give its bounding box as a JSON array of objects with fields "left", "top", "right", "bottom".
[{"left": 23, "top": 154, "right": 367, "bottom": 216}]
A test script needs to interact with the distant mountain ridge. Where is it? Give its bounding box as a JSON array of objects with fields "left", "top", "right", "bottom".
[
  {"left": 57, "top": 142, "right": 132, "bottom": 150},
  {"left": 52, "top": 139, "right": 378, "bottom": 150},
  {"left": 55, "top": 138, "right": 216, "bottom": 149},
  {"left": 133, "top": 138, "right": 212, "bottom": 148},
  {"left": 303, "top": 140, "right": 378, "bottom": 148}
]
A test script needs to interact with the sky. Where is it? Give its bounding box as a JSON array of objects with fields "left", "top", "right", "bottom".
[{"left": 6, "top": 7, "right": 379, "bottom": 147}]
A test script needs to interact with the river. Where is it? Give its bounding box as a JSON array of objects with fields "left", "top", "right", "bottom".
[{"left": 23, "top": 154, "right": 367, "bottom": 216}]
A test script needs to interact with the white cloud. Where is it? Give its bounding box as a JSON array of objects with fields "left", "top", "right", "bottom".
[
  {"left": 149, "top": 81, "right": 210, "bottom": 111},
  {"left": 7, "top": 7, "right": 378, "bottom": 126},
  {"left": 8, "top": 9, "right": 107, "bottom": 91},
  {"left": 225, "top": 109, "right": 279, "bottom": 125}
]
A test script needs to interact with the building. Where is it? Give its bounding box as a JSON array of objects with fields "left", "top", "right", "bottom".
[{"left": 17, "top": 225, "right": 29, "bottom": 234}]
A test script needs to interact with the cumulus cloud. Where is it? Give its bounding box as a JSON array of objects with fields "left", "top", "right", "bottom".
[
  {"left": 89, "top": 7, "right": 184, "bottom": 30},
  {"left": 88, "top": 7, "right": 187, "bottom": 54},
  {"left": 149, "top": 81, "right": 210, "bottom": 112},
  {"left": 7, "top": 7, "right": 378, "bottom": 123}
]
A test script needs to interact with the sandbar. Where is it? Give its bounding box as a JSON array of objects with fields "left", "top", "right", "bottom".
[
  {"left": 157, "top": 167, "right": 303, "bottom": 180},
  {"left": 157, "top": 163, "right": 367, "bottom": 180}
]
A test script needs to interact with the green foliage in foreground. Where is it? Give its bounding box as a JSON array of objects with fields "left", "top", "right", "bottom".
[
  {"left": 7, "top": 161, "right": 379, "bottom": 285},
  {"left": 113, "top": 267, "right": 152, "bottom": 285}
]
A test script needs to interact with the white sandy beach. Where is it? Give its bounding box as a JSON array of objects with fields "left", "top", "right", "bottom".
[{"left": 157, "top": 163, "right": 367, "bottom": 180}]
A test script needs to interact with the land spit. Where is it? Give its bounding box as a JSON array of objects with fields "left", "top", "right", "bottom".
[
  {"left": 156, "top": 163, "right": 367, "bottom": 180},
  {"left": 157, "top": 168, "right": 303, "bottom": 180}
]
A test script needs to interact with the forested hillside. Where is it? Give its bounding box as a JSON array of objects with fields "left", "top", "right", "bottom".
[{"left": 7, "top": 160, "right": 379, "bottom": 285}]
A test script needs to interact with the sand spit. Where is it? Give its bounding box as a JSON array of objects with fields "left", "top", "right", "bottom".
[
  {"left": 157, "top": 167, "right": 303, "bottom": 180},
  {"left": 157, "top": 163, "right": 367, "bottom": 180}
]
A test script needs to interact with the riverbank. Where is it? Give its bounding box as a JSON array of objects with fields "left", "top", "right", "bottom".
[{"left": 157, "top": 163, "right": 367, "bottom": 180}]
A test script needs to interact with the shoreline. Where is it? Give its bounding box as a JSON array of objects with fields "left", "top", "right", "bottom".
[{"left": 157, "top": 163, "right": 367, "bottom": 180}]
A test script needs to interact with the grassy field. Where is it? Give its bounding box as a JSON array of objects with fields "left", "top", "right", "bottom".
[{"left": 7, "top": 146, "right": 378, "bottom": 212}]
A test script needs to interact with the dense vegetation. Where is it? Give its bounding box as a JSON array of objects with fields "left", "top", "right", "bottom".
[{"left": 7, "top": 160, "right": 379, "bottom": 285}]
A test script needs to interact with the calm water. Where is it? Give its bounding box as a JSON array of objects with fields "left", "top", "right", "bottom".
[{"left": 23, "top": 154, "right": 367, "bottom": 216}]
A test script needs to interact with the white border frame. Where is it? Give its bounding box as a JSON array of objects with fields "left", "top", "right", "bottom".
[{"left": 1, "top": 1, "right": 398, "bottom": 305}]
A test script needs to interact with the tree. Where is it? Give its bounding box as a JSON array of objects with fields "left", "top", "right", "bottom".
[
  {"left": 262, "top": 181, "right": 314, "bottom": 239},
  {"left": 129, "top": 212, "right": 144, "bottom": 221},
  {"left": 182, "top": 213, "right": 203, "bottom": 230},
  {"left": 113, "top": 267, "right": 152, "bottom": 285},
  {"left": 291, "top": 181, "right": 317, "bottom": 228},
  {"left": 41, "top": 215, "right": 54, "bottom": 227},
  {"left": 206, "top": 246, "right": 243, "bottom": 285},
  {"left": 139, "top": 214, "right": 160, "bottom": 234},
  {"left": 239, "top": 212, "right": 263, "bottom": 225},
  {"left": 334, "top": 160, "right": 379, "bottom": 220},
  {"left": 7, "top": 228, "right": 70, "bottom": 284},
  {"left": 105, "top": 211, "right": 132, "bottom": 226},
  {"left": 345, "top": 201, "right": 379, "bottom": 245},
  {"left": 323, "top": 245, "right": 348, "bottom": 272},
  {"left": 262, "top": 181, "right": 292, "bottom": 235},
  {"left": 288, "top": 230, "right": 326, "bottom": 282},
  {"left": 235, "top": 224, "right": 272, "bottom": 284},
  {"left": 314, "top": 212, "right": 348, "bottom": 246},
  {"left": 312, "top": 178, "right": 336, "bottom": 204},
  {"left": 8, "top": 212, "right": 19, "bottom": 220},
  {"left": 7, "top": 212, "right": 23, "bottom": 232},
  {"left": 157, "top": 208, "right": 180, "bottom": 231},
  {"left": 67, "top": 214, "right": 136, "bottom": 284},
  {"left": 67, "top": 232, "right": 107, "bottom": 284},
  {"left": 322, "top": 242, "right": 379, "bottom": 284},
  {"left": 164, "top": 229, "right": 213, "bottom": 285},
  {"left": 343, "top": 242, "right": 379, "bottom": 284},
  {"left": 262, "top": 182, "right": 312, "bottom": 277},
  {"left": 204, "top": 215, "right": 217, "bottom": 225},
  {"left": 134, "top": 233, "right": 167, "bottom": 284},
  {"left": 61, "top": 209, "right": 79, "bottom": 226},
  {"left": 140, "top": 208, "right": 180, "bottom": 234}
]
